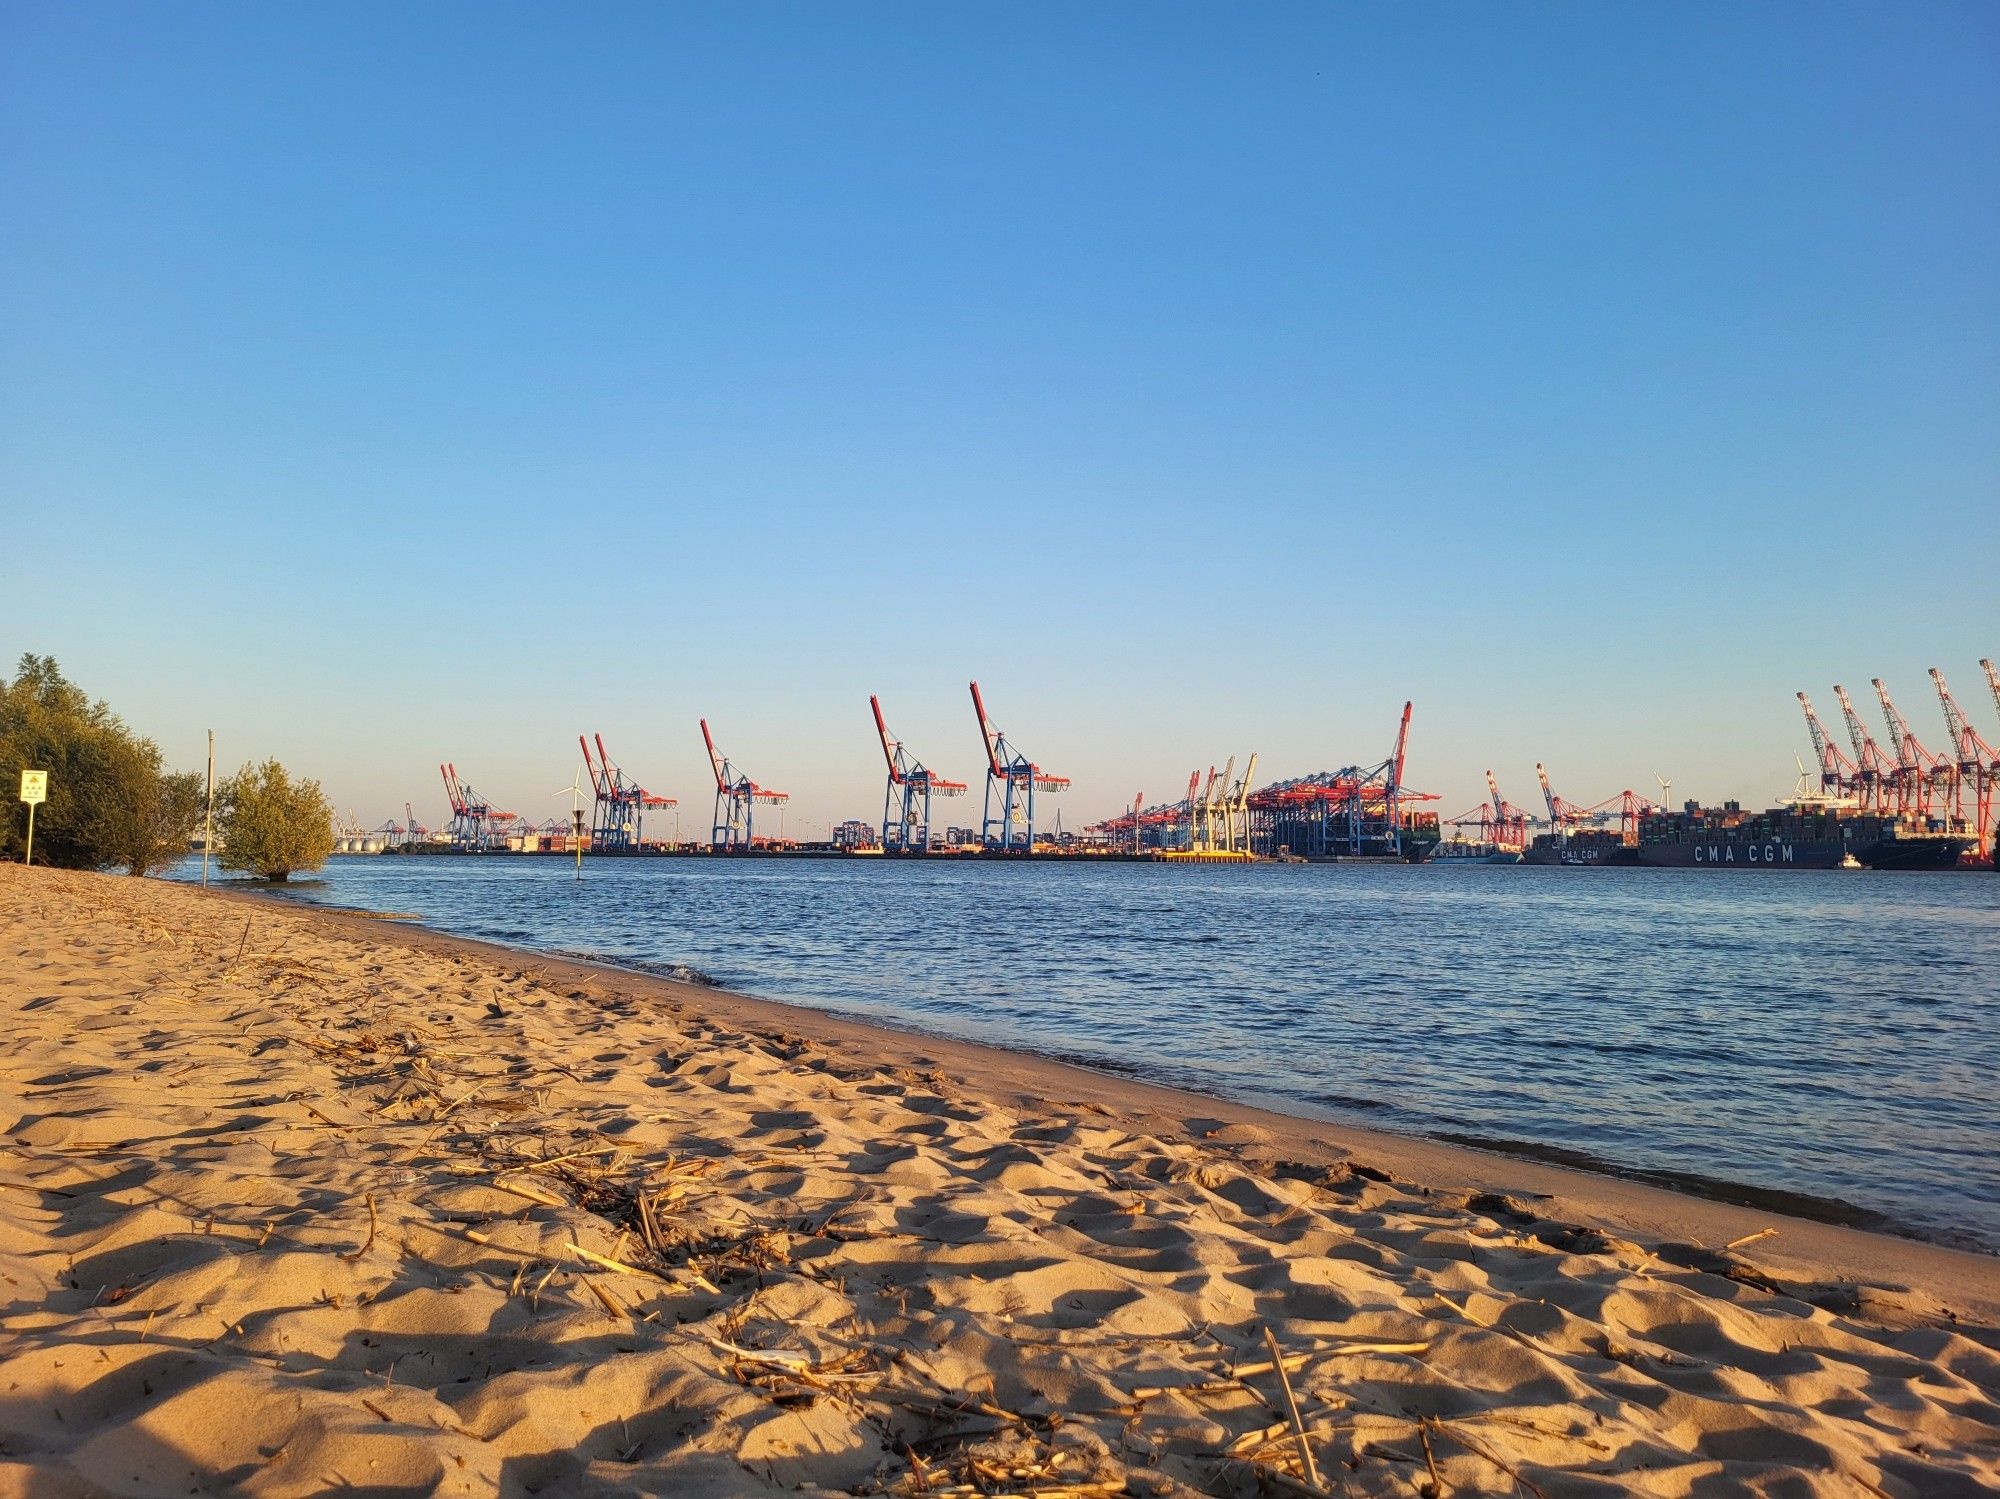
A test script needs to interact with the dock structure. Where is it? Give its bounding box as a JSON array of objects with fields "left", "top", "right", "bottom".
[
  {"left": 970, "top": 681, "right": 1067, "bottom": 854},
  {"left": 871, "top": 696, "right": 966, "bottom": 854},
  {"left": 1245, "top": 702, "right": 1439, "bottom": 859},
  {"left": 702, "top": 719, "right": 787, "bottom": 851},
  {"left": 1805, "top": 663, "right": 1999, "bottom": 863}
]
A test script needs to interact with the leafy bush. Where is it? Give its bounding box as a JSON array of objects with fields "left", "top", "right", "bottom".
[
  {"left": 0, "top": 654, "right": 200, "bottom": 872},
  {"left": 104, "top": 763, "right": 207, "bottom": 876},
  {"left": 217, "top": 759, "right": 333, "bottom": 881}
]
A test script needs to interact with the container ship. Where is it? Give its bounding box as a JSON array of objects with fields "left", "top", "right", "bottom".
[
  {"left": 1634, "top": 799, "right": 1968, "bottom": 870},
  {"left": 1522, "top": 829, "right": 1639, "bottom": 866},
  {"left": 1428, "top": 838, "right": 1525, "bottom": 864}
]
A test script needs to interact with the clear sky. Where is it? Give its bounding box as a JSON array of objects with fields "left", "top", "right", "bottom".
[{"left": 4, "top": 2, "right": 1996, "bottom": 837}]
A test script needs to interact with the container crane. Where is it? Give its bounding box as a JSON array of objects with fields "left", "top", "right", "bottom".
[
  {"left": 1244, "top": 704, "right": 1437, "bottom": 859},
  {"left": 1536, "top": 764, "right": 1654, "bottom": 846},
  {"left": 1872, "top": 678, "right": 1953, "bottom": 819},
  {"left": 969, "top": 681, "right": 1068, "bottom": 853},
  {"left": 1796, "top": 693, "right": 1861, "bottom": 804},
  {"left": 579, "top": 734, "right": 676, "bottom": 853},
  {"left": 871, "top": 695, "right": 967, "bottom": 853},
  {"left": 403, "top": 802, "right": 429, "bottom": 846},
  {"left": 701, "top": 719, "right": 787, "bottom": 851},
  {"left": 1534, "top": 763, "right": 1587, "bottom": 848},
  {"left": 1485, "top": 770, "right": 1527, "bottom": 851},
  {"left": 1445, "top": 770, "right": 1530, "bottom": 852},
  {"left": 439, "top": 763, "right": 516, "bottom": 852},
  {"left": 1223, "top": 753, "right": 1259, "bottom": 853},
  {"left": 1085, "top": 788, "right": 1197, "bottom": 852},
  {"left": 1192, "top": 757, "right": 1235, "bottom": 852},
  {"left": 1931, "top": 667, "right": 1997, "bottom": 860},
  {"left": 1832, "top": 685, "right": 1896, "bottom": 812}
]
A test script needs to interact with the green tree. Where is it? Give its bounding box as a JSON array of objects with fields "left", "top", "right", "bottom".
[
  {"left": 217, "top": 759, "right": 334, "bottom": 881},
  {"left": 0, "top": 653, "right": 198, "bottom": 872},
  {"left": 100, "top": 758, "right": 207, "bottom": 876}
]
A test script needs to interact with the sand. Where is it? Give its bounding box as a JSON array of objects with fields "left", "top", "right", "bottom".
[{"left": 2, "top": 864, "right": 1997, "bottom": 1498}]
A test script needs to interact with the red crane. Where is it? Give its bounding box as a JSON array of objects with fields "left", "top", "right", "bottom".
[
  {"left": 439, "top": 763, "right": 516, "bottom": 852},
  {"left": 1796, "top": 693, "right": 1861, "bottom": 803},
  {"left": 1444, "top": 771, "right": 1529, "bottom": 852},
  {"left": 1832, "top": 685, "right": 1897, "bottom": 812},
  {"left": 1536, "top": 763, "right": 1654, "bottom": 847},
  {"left": 969, "top": 681, "right": 1068, "bottom": 853},
  {"left": 1873, "top": 678, "right": 1953, "bottom": 819},
  {"left": 1244, "top": 703, "right": 1437, "bottom": 858},
  {"left": 579, "top": 733, "right": 676, "bottom": 853},
  {"left": 1931, "top": 667, "right": 1997, "bottom": 860},
  {"left": 702, "top": 720, "right": 787, "bottom": 851},
  {"left": 871, "top": 695, "right": 967, "bottom": 853}
]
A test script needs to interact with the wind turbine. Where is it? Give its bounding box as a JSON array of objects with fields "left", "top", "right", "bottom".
[
  {"left": 1654, "top": 774, "right": 1672, "bottom": 812},
  {"left": 552, "top": 765, "right": 589, "bottom": 881}
]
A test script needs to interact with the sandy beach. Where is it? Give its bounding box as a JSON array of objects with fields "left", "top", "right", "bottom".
[{"left": 3, "top": 865, "right": 1997, "bottom": 1498}]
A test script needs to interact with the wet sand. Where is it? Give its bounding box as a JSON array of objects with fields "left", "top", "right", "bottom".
[{"left": 3, "top": 863, "right": 1997, "bottom": 1497}]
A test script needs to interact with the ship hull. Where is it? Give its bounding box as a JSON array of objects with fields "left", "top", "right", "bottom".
[
  {"left": 1522, "top": 832, "right": 1639, "bottom": 867},
  {"left": 1428, "top": 845, "right": 1525, "bottom": 865},
  {"left": 1636, "top": 836, "right": 1966, "bottom": 870},
  {"left": 1636, "top": 839, "right": 1846, "bottom": 869}
]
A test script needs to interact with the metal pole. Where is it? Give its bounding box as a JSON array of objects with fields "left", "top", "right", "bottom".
[
  {"left": 202, "top": 730, "right": 215, "bottom": 886},
  {"left": 23, "top": 802, "right": 34, "bottom": 867}
]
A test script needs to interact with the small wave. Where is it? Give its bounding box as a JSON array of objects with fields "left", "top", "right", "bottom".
[
  {"left": 1309, "top": 1091, "right": 1392, "bottom": 1114},
  {"left": 1428, "top": 1130, "right": 1991, "bottom": 1253},
  {"left": 552, "top": 949, "right": 724, "bottom": 988}
]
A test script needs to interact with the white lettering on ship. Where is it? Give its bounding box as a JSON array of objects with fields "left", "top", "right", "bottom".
[{"left": 1694, "top": 843, "right": 1795, "bottom": 864}]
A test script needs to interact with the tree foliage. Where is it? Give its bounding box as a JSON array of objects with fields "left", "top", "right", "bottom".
[
  {"left": 0, "top": 654, "right": 201, "bottom": 872},
  {"left": 217, "top": 759, "right": 333, "bottom": 881},
  {"left": 106, "top": 765, "right": 208, "bottom": 876}
]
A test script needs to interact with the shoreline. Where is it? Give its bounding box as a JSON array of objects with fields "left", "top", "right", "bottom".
[
  {"left": 235, "top": 876, "right": 1993, "bottom": 1263},
  {"left": 8, "top": 864, "right": 1998, "bottom": 1497},
  {"left": 218, "top": 876, "right": 2000, "bottom": 1314}
]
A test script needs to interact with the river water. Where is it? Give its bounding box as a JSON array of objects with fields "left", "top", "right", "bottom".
[{"left": 203, "top": 855, "right": 2000, "bottom": 1252}]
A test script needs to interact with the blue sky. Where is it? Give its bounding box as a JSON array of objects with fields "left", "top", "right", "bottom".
[{"left": 3, "top": 2, "right": 1996, "bottom": 835}]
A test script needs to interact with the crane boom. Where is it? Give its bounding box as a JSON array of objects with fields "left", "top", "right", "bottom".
[
  {"left": 1797, "top": 693, "right": 1831, "bottom": 765},
  {"left": 1931, "top": 669, "right": 1981, "bottom": 756},
  {"left": 968, "top": 681, "right": 1005, "bottom": 777},
  {"left": 1873, "top": 678, "right": 1935, "bottom": 768},
  {"left": 1983, "top": 659, "right": 2000, "bottom": 723},
  {"left": 1797, "top": 692, "right": 1859, "bottom": 792},
  {"left": 869, "top": 696, "right": 904, "bottom": 783},
  {"left": 700, "top": 719, "right": 728, "bottom": 792},
  {"left": 1833, "top": 685, "right": 1892, "bottom": 772}
]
